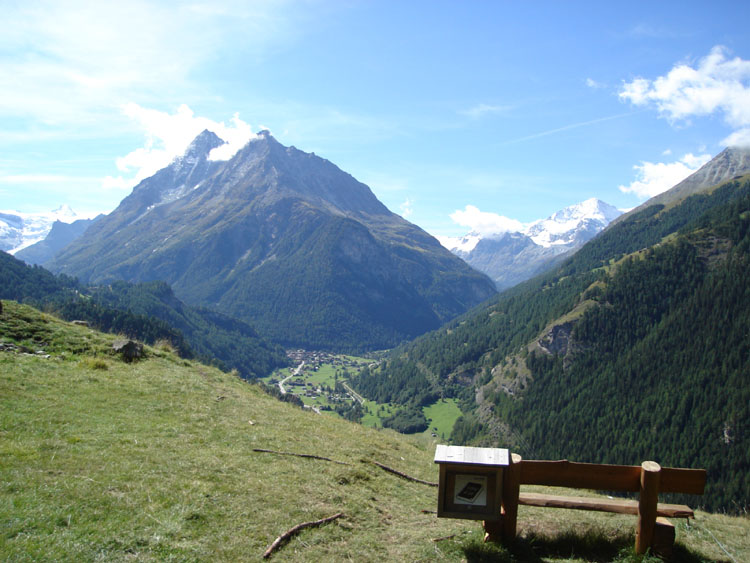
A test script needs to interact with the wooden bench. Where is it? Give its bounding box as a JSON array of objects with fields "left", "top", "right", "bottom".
[{"left": 485, "top": 455, "right": 706, "bottom": 559}]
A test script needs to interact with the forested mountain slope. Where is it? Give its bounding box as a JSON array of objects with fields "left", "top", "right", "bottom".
[
  {"left": 355, "top": 174, "right": 750, "bottom": 513},
  {"left": 0, "top": 251, "right": 287, "bottom": 378}
]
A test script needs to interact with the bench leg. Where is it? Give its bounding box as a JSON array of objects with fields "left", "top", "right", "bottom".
[
  {"left": 651, "top": 517, "right": 675, "bottom": 560},
  {"left": 483, "top": 518, "right": 503, "bottom": 543}
]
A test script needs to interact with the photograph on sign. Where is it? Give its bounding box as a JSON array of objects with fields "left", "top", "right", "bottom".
[{"left": 453, "top": 474, "right": 487, "bottom": 506}]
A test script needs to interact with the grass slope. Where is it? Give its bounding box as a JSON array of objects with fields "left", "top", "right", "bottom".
[{"left": 1, "top": 301, "right": 748, "bottom": 562}]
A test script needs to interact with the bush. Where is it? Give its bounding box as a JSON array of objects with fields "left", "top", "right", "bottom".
[{"left": 382, "top": 407, "right": 429, "bottom": 434}]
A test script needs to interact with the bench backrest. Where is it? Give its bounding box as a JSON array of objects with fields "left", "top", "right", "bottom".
[{"left": 516, "top": 459, "right": 706, "bottom": 495}]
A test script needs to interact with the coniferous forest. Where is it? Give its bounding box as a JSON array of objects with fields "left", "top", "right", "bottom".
[{"left": 356, "top": 176, "right": 750, "bottom": 513}]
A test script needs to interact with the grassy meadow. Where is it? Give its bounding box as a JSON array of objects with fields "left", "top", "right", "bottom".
[{"left": 2, "top": 301, "right": 748, "bottom": 562}]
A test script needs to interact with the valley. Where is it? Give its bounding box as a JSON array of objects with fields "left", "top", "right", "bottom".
[{"left": 261, "top": 349, "right": 463, "bottom": 440}]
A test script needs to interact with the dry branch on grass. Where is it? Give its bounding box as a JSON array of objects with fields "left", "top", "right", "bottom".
[
  {"left": 263, "top": 512, "right": 344, "bottom": 559},
  {"left": 370, "top": 460, "right": 438, "bottom": 486},
  {"left": 252, "top": 448, "right": 351, "bottom": 465}
]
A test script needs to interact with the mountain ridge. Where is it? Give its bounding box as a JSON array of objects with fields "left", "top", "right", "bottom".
[
  {"left": 611, "top": 146, "right": 750, "bottom": 226},
  {"left": 15, "top": 215, "right": 102, "bottom": 265},
  {"left": 0, "top": 205, "right": 83, "bottom": 254}
]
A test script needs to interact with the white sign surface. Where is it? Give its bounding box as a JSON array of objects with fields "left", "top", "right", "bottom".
[{"left": 453, "top": 474, "right": 488, "bottom": 506}]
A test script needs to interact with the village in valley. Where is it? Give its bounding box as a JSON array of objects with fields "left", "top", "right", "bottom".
[
  {"left": 263, "top": 350, "right": 374, "bottom": 416},
  {"left": 260, "top": 349, "right": 463, "bottom": 440}
]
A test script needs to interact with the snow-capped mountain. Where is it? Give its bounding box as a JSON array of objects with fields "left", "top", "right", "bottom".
[
  {"left": 440, "top": 199, "right": 622, "bottom": 290},
  {"left": 0, "top": 205, "right": 81, "bottom": 254},
  {"left": 525, "top": 198, "right": 622, "bottom": 247}
]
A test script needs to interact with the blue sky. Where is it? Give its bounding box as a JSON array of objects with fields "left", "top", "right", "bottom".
[{"left": 2, "top": 0, "right": 750, "bottom": 237}]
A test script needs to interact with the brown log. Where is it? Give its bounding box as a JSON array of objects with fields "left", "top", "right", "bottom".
[
  {"left": 659, "top": 466, "right": 706, "bottom": 495},
  {"left": 636, "top": 461, "right": 661, "bottom": 555},
  {"left": 262, "top": 512, "right": 344, "bottom": 559},
  {"left": 252, "top": 448, "right": 351, "bottom": 466},
  {"left": 518, "top": 459, "right": 641, "bottom": 491},
  {"left": 518, "top": 492, "right": 693, "bottom": 518},
  {"left": 371, "top": 460, "right": 438, "bottom": 486},
  {"left": 518, "top": 459, "right": 705, "bottom": 496}
]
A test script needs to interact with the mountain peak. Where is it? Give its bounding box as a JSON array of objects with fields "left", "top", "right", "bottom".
[
  {"left": 167, "top": 130, "right": 227, "bottom": 181},
  {"left": 183, "top": 130, "right": 226, "bottom": 160},
  {"left": 525, "top": 199, "right": 622, "bottom": 247}
]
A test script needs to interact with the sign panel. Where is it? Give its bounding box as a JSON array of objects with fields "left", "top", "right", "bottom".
[{"left": 434, "top": 445, "right": 509, "bottom": 521}]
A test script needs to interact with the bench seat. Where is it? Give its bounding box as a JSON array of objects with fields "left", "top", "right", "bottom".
[{"left": 518, "top": 492, "right": 694, "bottom": 518}]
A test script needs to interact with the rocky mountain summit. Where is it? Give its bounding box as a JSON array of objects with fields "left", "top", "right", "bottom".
[
  {"left": 48, "top": 130, "right": 496, "bottom": 350},
  {"left": 612, "top": 146, "right": 750, "bottom": 226}
]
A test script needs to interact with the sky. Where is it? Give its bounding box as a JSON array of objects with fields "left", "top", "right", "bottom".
[{"left": 2, "top": 0, "right": 750, "bottom": 238}]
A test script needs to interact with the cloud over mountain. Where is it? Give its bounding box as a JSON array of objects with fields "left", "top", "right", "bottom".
[
  {"left": 619, "top": 152, "right": 711, "bottom": 199},
  {"left": 107, "top": 104, "right": 257, "bottom": 189}
]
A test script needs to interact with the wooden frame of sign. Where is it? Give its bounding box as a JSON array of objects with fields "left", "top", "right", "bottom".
[{"left": 434, "top": 445, "right": 509, "bottom": 521}]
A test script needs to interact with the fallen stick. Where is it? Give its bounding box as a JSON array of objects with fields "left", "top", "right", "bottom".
[
  {"left": 263, "top": 512, "right": 344, "bottom": 559},
  {"left": 252, "top": 448, "right": 351, "bottom": 466},
  {"left": 370, "top": 460, "right": 438, "bottom": 486},
  {"left": 432, "top": 534, "right": 457, "bottom": 542}
]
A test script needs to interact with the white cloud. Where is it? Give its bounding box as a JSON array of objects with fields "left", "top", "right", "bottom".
[
  {"left": 114, "top": 103, "right": 257, "bottom": 184},
  {"left": 100, "top": 175, "right": 133, "bottom": 191},
  {"left": 619, "top": 46, "right": 750, "bottom": 146},
  {"left": 618, "top": 152, "right": 711, "bottom": 200},
  {"left": 399, "top": 198, "right": 414, "bottom": 218},
  {"left": 586, "top": 78, "right": 605, "bottom": 89},
  {"left": 449, "top": 205, "right": 524, "bottom": 236},
  {"left": 460, "top": 103, "right": 512, "bottom": 119},
  {"left": 0, "top": 1, "right": 302, "bottom": 130},
  {"left": 722, "top": 128, "right": 750, "bottom": 147},
  {"left": 0, "top": 174, "right": 76, "bottom": 184}
]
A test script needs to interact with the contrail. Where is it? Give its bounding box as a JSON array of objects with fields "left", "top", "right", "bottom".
[{"left": 499, "top": 110, "right": 643, "bottom": 146}]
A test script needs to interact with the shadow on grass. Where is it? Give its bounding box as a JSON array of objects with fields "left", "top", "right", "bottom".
[{"left": 460, "top": 528, "right": 713, "bottom": 562}]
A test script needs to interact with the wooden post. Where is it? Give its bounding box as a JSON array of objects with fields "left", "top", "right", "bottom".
[
  {"left": 501, "top": 453, "right": 522, "bottom": 544},
  {"left": 636, "top": 460, "right": 661, "bottom": 555}
]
